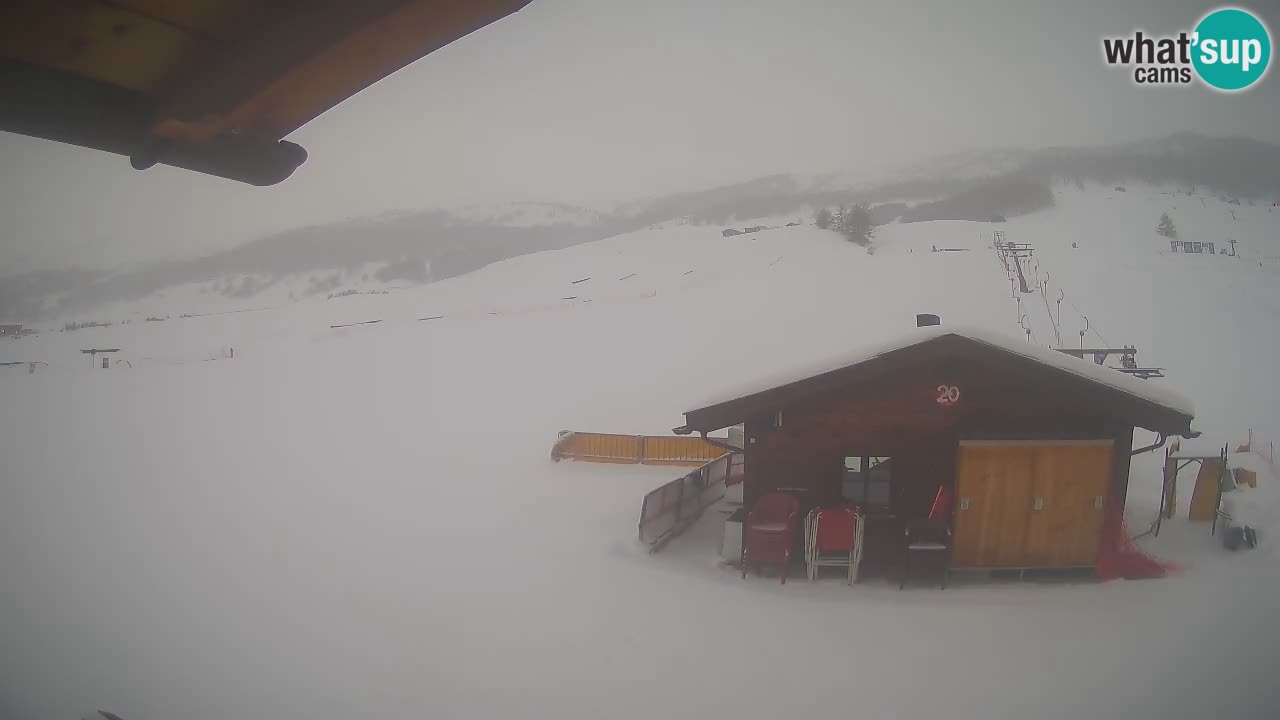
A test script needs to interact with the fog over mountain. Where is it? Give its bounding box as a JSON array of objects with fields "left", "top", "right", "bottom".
[{"left": 3, "top": 132, "right": 1279, "bottom": 322}]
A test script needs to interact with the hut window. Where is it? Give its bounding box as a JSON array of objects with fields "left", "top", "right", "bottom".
[{"left": 841, "top": 456, "right": 893, "bottom": 512}]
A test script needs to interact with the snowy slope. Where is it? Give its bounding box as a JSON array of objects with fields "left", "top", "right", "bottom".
[
  {"left": 2, "top": 182, "right": 1279, "bottom": 720},
  {"left": 33, "top": 261, "right": 427, "bottom": 331}
]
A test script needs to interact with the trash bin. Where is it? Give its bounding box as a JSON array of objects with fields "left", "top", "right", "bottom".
[{"left": 721, "top": 508, "right": 746, "bottom": 563}]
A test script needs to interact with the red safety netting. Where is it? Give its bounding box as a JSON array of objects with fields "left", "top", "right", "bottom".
[{"left": 1095, "top": 503, "right": 1177, "bottom": 580}]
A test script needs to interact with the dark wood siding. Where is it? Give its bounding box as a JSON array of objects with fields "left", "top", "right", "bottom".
[
  {"left": 741, "top": 347, "right": 1131, "bottom": 513},
  {"left": 1112, "top": 426, "right": 1136, "bottom": 500}
]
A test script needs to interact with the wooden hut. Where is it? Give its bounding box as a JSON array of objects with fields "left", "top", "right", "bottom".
[{"left": 674, "top": 322, "right": 1195, "bottom": 577}]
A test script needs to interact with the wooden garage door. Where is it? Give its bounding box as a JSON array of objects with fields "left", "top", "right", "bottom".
[
  {"left": 951, "top": 445, "right": 1035, "bottom": 567},
  {"left": 953, "top": 442, "right": 1113, "bottom": 568}
]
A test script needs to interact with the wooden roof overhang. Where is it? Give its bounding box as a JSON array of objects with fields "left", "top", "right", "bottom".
[{"left": 1, "top": 0, "right": 531, "bottom": 185}]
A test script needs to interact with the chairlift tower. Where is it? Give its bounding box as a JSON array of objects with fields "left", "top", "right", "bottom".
[
  {"left": 1053, "top": 345, "right": 1165, "bottom": 379},
  {"left": 1003, "top": 241, "right": 1035, "bottom": 294}
]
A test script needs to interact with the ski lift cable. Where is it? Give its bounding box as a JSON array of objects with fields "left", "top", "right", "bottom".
[
  {"left": 1037, "top": 275, "right": 1059, "bottom": 343},
  {"left": 1033, "top": 251, "right": 1108, "bottom": 349},
  {"left": 1018, "top": 313, "right": 1039, "bottom": 345},
  {"left": 1021, "top": 257, "right": 1062, "bottom": 346},
  {"left": 1066, "top": 296, "right": 1111, "bottom": 347}
]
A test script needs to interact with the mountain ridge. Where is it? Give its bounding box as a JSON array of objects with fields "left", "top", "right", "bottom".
[{"left": 4, "top": 132, "right": 1278, "bottom": 322}]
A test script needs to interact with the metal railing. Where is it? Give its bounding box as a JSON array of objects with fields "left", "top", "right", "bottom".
[{"left": 638, "top": 451, "right": 743, "bottom": 552}]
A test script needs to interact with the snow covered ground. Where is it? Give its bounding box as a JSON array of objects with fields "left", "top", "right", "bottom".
[{"left": 2, "top": 183, "right": 1279, "bottom": 719}]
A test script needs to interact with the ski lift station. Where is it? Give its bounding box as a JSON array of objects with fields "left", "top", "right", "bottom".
[{"left": 603, "top": 315, "right": 1203, "bottom": 585}]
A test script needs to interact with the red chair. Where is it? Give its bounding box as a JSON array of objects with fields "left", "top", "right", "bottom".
[
  {"left": 741, "top": 493, "right": 800, "bottom": 583},
  {"left": 928, "top": 485, "right": 953, "bottom": 521}
]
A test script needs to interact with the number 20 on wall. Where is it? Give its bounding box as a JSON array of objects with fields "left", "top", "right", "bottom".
[{"left": 935, "top": 384, "right": 961, "bottom": 406}]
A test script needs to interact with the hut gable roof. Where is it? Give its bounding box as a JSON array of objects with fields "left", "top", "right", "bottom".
[{"left": 681, "top": 326, "right": 1195, "bottom": 437}]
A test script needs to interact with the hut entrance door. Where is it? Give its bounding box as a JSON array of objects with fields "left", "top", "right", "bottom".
[{"left": 952, "top": 441, "right": 1113, "bottom": 568}]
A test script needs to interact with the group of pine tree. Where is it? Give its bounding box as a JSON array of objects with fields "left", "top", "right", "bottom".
[
  {"left": 817, "top": 206, "right": 1181, "bottom": 246},
  {"left": 816, "top": 203, "right": 874, "bottom": 246}
]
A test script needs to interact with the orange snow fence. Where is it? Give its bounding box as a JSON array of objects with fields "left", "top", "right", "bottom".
[{"left": 1095, "top": 503, "right": 1177, "bottom": 580}]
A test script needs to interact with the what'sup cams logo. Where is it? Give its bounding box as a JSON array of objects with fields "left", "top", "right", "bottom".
[{"left": 1103, "top": 7, "right": 1271, "bottom": 91}]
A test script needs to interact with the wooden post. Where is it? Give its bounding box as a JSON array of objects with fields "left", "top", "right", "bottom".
[
  {"left": 1161, "top": 453, "right": 1178, "bottom": 521},
  {"left": 1211, "top": 447, "right": 1227, "bottom": 536},
  {"left": 1155, "top": 451, "right": 1166, "bottom": 537}
]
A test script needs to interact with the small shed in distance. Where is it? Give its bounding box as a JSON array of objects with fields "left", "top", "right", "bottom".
[
  {"left": 82, "top": 348, "right": 122, "bottom": 369},
  {"left": 675, "top": 321, "right": 1196, "bottom": 578}
]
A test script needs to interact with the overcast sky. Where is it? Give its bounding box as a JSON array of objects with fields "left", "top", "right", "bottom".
[{"left": 3, "top": 0, "right": 1279, "bottom": 273}]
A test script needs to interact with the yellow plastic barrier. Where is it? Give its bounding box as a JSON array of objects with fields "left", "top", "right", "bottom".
[
  {"left": 1189, "top": 459, "right": 1224, "bottom": 523},
  {"left": 551, "top": 431, "right": 731, "bottom": 467}
]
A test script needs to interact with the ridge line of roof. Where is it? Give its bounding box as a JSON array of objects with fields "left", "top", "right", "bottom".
[{"left": 685, "top": 325, "right": 1194, "bottom": 419}]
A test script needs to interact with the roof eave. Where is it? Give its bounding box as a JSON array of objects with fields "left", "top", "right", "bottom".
[
  {"left": 0, "top": 0, "right": 532, "bottom": 186},
  {"left": 681, "top": 333, "right": 1197, "bottom": 437}
]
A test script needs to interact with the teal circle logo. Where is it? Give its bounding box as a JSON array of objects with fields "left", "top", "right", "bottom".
[{"left": 1192, "top": 8, "right": 1271, "bottom": 91}]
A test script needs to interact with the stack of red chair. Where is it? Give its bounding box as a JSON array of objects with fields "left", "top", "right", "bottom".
[{"left": 805, "top": 506, "right": 865, "bottom": 584}]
